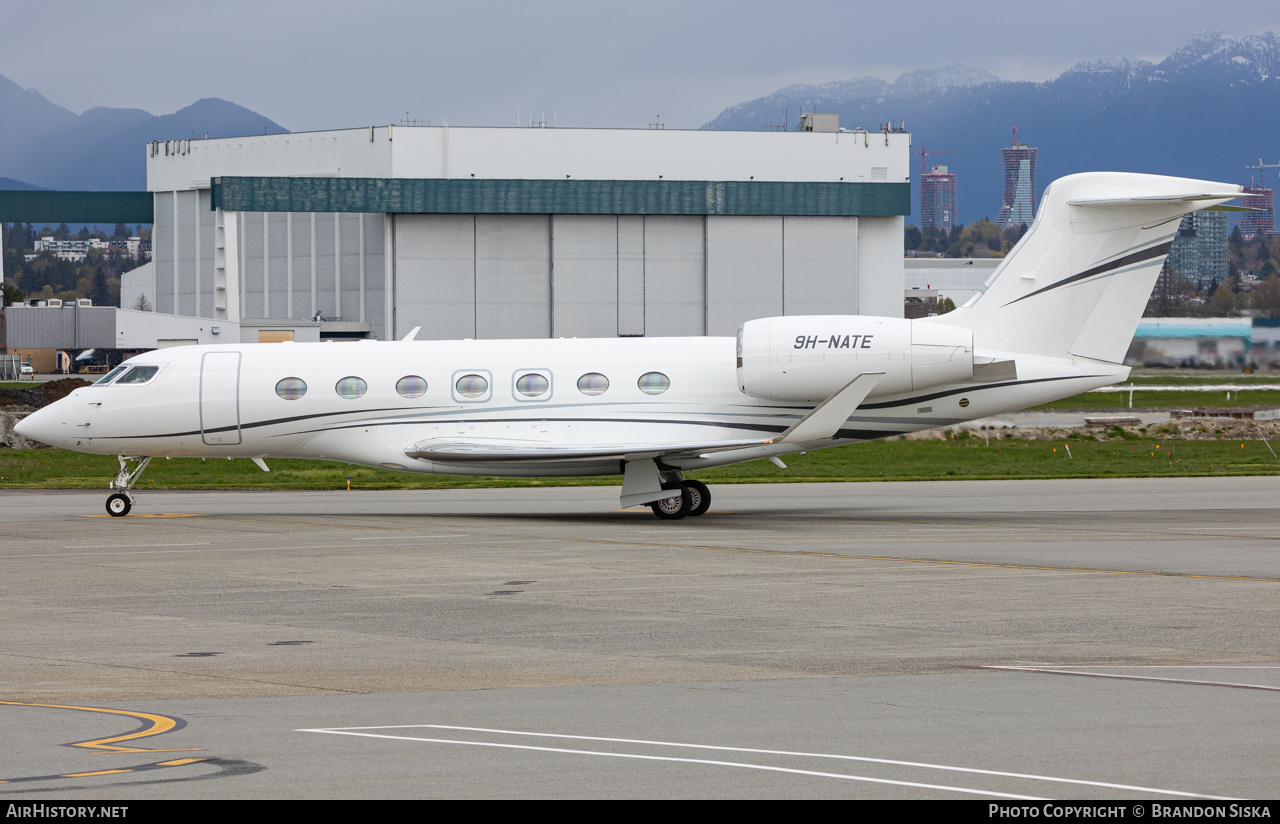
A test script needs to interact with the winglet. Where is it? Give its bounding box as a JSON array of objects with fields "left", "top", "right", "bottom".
[
  {"left": 401, "top": 326, "right": 422, "bottom": 342},
  {"left": 775, "top": 372, "right": 884, "bottom": 444}
]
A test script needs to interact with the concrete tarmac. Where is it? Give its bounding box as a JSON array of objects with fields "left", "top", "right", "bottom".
[{"left": 1, "top": 478, "right": 1278, "bottom": 798}]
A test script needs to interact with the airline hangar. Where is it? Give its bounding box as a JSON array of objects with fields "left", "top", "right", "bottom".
[{"left": 131, "top": 120, "right": 910, "bottom": 343}]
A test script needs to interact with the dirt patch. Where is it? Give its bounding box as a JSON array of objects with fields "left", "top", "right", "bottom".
[
  {"left": 0, "top": 379, "right": 93, "bottom": 449},
  {"left": 38, "top": 378, "right": 94, "bottom": 403},
  {"left": 900, "top": 417, "right": 1280, "bottom": 443},
  {"left": 0, "top": 379, "right": 92, "bottom": 410}
]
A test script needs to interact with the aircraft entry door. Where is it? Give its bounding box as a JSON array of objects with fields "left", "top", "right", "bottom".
[{"left": 200, "top": 352, "right": 242, "bottom": 445}]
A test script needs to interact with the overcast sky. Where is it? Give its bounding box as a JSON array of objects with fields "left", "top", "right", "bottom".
[{"left": 3, "top": 1, "right": 1280, "bottom": 131}]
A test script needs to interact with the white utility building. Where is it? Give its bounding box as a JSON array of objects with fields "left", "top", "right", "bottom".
[
  {"left": 140, "top": 122, "right": 911, "bottom": 343},
  {"left": 904, "top": 258, "right": 1001, "bottom": 307}
]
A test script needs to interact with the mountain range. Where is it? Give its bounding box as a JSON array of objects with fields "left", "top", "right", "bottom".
[
  {"left": 0, "top": 74, "right": 285, "bottom": 192},
  {"left": 0, "top": 176, "right": 40, "bottom": 190},
  {"left": 704, "top": 31, "right": 1280, "bottom": 225}
]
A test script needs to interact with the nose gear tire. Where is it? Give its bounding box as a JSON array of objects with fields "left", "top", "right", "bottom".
[{"left": 106, "top": 493, "right": 132, "bottom": 517}]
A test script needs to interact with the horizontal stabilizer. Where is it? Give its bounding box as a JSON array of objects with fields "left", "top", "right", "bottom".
[
  {"left": 775, "top": 372, "right": 883, "bottom": 443},
  {"left": 1067, "top": 189, "right": 1242, "bottom": 207}
]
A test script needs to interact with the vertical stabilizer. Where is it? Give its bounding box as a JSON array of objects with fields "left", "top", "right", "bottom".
[{"left": 929, "top": 173, "right": 1241, "bottom": 363}]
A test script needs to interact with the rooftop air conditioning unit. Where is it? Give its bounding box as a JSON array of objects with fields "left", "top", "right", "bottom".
[
  {"left": 47, "top": 299, "right": 63, "bottom": 307},
  {"left": 77, "top": 298, "right": 92, "bottom": 306}
]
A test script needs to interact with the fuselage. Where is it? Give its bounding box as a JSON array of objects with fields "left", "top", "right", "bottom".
[{"left": 17, "top": 334, "right": 1127, "bottom": 477}]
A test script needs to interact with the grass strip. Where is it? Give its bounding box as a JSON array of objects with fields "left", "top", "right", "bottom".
[
  {"left": 1124, "top": 377, "right": 1280, "bottom": 386},
  {"left": 1, "top": 435, "right": 1277, "bottom": 491},
  {"left": 1032, "top": 389, "right": 1280, "bottom": 410}
]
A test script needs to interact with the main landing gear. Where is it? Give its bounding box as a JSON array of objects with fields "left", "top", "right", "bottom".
[
  {"left": 650, "top": 478, "right": 711, "bottom": 520},
  {"left": 106, "top": 455, "right": 152, "bottom": 517}
]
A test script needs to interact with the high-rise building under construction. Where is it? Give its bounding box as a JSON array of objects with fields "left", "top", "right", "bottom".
[
  {"left": 1164, "top": 210, "right": 1229, "bottom": 289},
  {"left": 1238, "top": 187, "right": 1275, "bottom": 238},
  {"left": 919, "top": 165, "right": 957, "bottom": 232},
  {"left": 998, "top": 127, "right": 1037, "bottom": 229}
]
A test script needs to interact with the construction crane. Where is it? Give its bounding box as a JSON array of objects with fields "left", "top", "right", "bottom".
[
  {"left": 912, "top": 146, "right": 954, "bottom": 177},
  {"left": 1245, "top": 158, "right": 1280, "bottom": 190}
]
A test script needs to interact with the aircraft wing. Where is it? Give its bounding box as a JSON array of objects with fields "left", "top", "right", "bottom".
[
  {"left": 404, "top": 437, "right": 770, "bottom": 463},
  {"left": 404, "top": 372, "right": 885, "bottom": 464}
]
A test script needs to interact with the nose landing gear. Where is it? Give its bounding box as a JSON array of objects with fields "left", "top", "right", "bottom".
[{"left": 106, "top": 456, "right": 152, "bottom": 517}]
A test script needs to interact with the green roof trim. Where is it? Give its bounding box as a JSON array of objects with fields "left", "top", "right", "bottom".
[
  {"left": 0, "top": 191, "right": 153, "bottom": 223},
  {"left": 211, "top": 177, "right": 909, "bottom": 217}
]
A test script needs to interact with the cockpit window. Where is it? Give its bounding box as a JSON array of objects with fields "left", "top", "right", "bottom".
[
  {"left": 115, "top": 365, "right": 161, "bottom": 385},
  {"left": 93, "top": 365, "right": 130, "bottom": 385}
]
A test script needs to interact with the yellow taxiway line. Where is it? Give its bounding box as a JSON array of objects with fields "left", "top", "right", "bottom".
[{"left": 0, "top": 700, "right": 200, "bottom": 753}]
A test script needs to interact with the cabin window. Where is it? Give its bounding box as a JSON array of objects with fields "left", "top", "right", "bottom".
[
  {"left": 115, "top": 365, "right": 161, "bottom": 385},
  {"left": 637, "top": 372, "right": 670, "bottom": 395},
  {"left": 335, "top": 376, "right": 368, "bottom": 399},
  {"left": 93, "top": 365, "right": 130, "bottom": 385},
  {"left": 515, "top": 373, "right": 549, "bottom": 398},
  {"left": 577, "top": 373, "right": 609, "bottom": 396},
  {"left": 275, "top": 377, "right": 307, "bottom": 400},
  {"left": 396, "top": 376, "right": 428, "bottom": 398},
  {"left": 455, "top": 374, "right": 489, "bottom": 398}
]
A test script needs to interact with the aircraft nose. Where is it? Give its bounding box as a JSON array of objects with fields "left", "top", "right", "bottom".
[{"left": 13, "top": 403, "right": 63, "bottom": 446}]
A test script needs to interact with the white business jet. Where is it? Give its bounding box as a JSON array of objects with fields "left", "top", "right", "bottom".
[{"left": 15, "top": 172, "right": 1241, "bottom": 518}]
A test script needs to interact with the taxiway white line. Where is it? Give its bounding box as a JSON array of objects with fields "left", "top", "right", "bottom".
[
  {"left": 304, "top": 723, "right": 1230, "bottom": 799},
  {"left": 63, "top": 542, "right": 212, "bottom": 549},
  {"left": 1, "top": 547, "right": 262, "bottom": 559},
  {"left": 1033, "top": 664, "right": 1280, "bottom": 670},
  {"left": 298, "top": 729, "right": 1041, "bottom": 799},
  {"left": 0, "top": 543, "right": 406, "bottom": 559},
  {"left": 983, "top": 665, "right": 1280, "bottom": 694},
  {"left": 468, "top": 540, "right": 559, "bottom": 545},
  {"left": 631, "top": 530, "right": 754, "bottom": 535},
  {"left": 1183, "top": 527, "right": 1280, "bottom": 531},
  {"left": 351, "top": 535, "right": 468, "bottom": 540}
]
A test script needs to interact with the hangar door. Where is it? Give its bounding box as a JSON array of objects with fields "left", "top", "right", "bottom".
[{"left": 200, "top": 352, "right": 242, "bottom": 445}]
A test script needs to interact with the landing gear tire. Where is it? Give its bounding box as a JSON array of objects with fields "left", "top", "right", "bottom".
[
  {"left": 684, "top": 480, "right": 711, "bottom": 516},
  {"left": 106, "top": 493, "right": 132, "bottom": 517},
  {"left": 650, "top": 486, "right": 691, "bottom": 520}
]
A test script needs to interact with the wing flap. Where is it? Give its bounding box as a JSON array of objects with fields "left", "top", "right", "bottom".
[{"left": 404, "top": 437, "right": 770, "bottom": 463}]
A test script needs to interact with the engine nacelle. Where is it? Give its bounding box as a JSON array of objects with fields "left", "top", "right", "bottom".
[{"left": 736, "top": 316, "right": 974, "bottom": 402}]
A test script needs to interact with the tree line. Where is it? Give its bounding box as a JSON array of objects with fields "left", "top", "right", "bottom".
[
  {"left": 1146, "top": 226, "right": 1280, "bottom": 318},
  {"left": 907, "top": 217, "right": 1280, "bottom": 318},
  {"left": 904, "top": 219, "right": 1029, "bottom": 258},
  {"left": 2, "top": 222, "right": 150, "bottom": 308}
]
